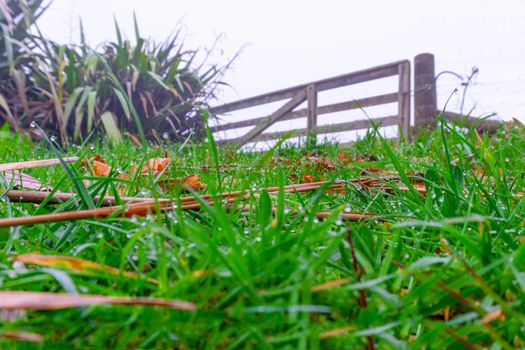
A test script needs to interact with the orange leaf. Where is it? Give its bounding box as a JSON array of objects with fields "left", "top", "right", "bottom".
[
  {"left": 307, "top": 156, "right": 336, "bottom": 171},
  {"left": 303, "top": 174, "right": 327, "bottom": 183},
  {"left": 480, "top": 309, "right": 504, "bottom": 325},
  {"left": 12, "top": 253, "right": 157, "bottom": 284},
  {"left": 136, "top": 158, "right": 171, "bottom": 176},
  {"left": 337, "top": 152, "right": 353, "bottom": 164},
  {"left": 0, "top": 291, "right": 195, "bottom": 311},
  {"left": 159, "top": 174, "right": 206, "bottom": 192},
  {"left": 303, "top": 174, "right": 316, "bottom": 183},
  {"left": 84, "top": 156, "right": 127, "bottom": 180}
]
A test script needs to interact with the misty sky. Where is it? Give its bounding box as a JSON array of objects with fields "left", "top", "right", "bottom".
[{"left": 38, "top": 0, "right": 525, "bottom": 124}]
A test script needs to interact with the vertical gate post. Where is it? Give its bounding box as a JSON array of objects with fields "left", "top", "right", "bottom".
[
  {"left": 306, "top": 83, "right": 317, "bottom": 143},
  {"left": 398, "top": 61, "right": 411, "bottom": 140},
  {"left": 414, "top": 53, "right": 437, "bottom": 132}
]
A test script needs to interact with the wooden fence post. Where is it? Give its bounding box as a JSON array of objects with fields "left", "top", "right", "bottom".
[
  {"left": 414, "top": 53, "right": 437, "bottom": 132},
  {"left": 397, "top": 61, "right": 411, "bottom": 140},
  {"left": 306, "top": 84, "right": 317, "bottom": 143}
]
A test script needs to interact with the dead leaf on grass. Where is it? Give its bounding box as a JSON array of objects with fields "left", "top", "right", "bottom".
[
  {"left": 11, "top": 253, "right": 157, "bottom": 284},
  {"left": 480, "top": 309, "right": 504, "bottom": 325},
  {"left": 158, "top": 174, "right": 207, "bottom": 193},
  {"left": 307, "top": 156, "right": 336, "bottom": 171},
  {"left": 303, "top": 174, "right": 327, "bottom": 183},
  {"left": 0, "top": 331, "right": 43, "bottom": 343},
  {"left": 2, "top": 170, "right": 51, "bottom": 191},
  {"left": 132, "top": 158, "right": 171, "bottom": 176},
  {"left": 0, "top": 291, "right": 195, "bottom": 311},
  {"left": 83, "top": 156, "right": 127, "bottom": 179}
]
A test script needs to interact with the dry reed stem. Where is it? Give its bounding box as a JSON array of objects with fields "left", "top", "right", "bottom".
[
  {"left": 0, "top": 182, "right": 346, "bottom": 228},
  {"left": 0, "top": 157, "right": 79, "bottom": 172}
]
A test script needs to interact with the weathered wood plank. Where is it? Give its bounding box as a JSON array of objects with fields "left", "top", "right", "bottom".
[
  {"left": 414, "top": 53, "right": 437, "bottom": 131},
  {"left": 211, "top": 60, "right": 407, "bottom": 114},
  {"left": 219, "top": 90, "right": 307, "bottom": 145},
  {"left": 306, "top": 84, "right": 317, "bottom": 138},
  {"left": 398, "top": 62, "right": 411, "bottom": 140},
  {"left": 250, "top": 115, "right": 400, "bottom": 143},
  {"left": 211, "top": 93, "right": 398, "bottom": 133},
  {"left": 316, "top": 93, "right": 398, "bottom": 115}
]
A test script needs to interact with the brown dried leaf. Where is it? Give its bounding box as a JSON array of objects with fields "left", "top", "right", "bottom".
[
  {"left": 12, "top": 253, "right": 157, "bottom": 284},
  {"left": 159, "top": 174, "right": 207, "bottom": 193},
  {"left": 303, "top": 174, "right": 327, "bottom": 183},
  {"left": 132, "top": 158, "right": 171, "bottom": 176},
  {"left": 337, "top": 151, "right": 353, "bottom": 164},
  {"left": 83, "top": 156, "right": 127, "bottom": 180},
  {"left": 307, "top": 156, "right": 336, "bottom": 171},
  {"left": 0, "top": 331, "right": 43, "bottom": 343},
  {"left": 2, "top": 170, "right": 51, "bottom": 191},
  {"left": 480, "top": 309, "right": 504, "bottom": 325},
  {"left": 0, "top": 291, "right": 195, "bottom": 311}
]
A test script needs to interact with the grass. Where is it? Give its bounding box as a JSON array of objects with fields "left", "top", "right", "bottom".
[{"left": 0, "top": 119, "right": 525, "bottom": 349}]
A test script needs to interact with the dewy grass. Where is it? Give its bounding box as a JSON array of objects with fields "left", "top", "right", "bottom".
[{"left": 0, "top": 121, "right": 525, "bottom": 349}]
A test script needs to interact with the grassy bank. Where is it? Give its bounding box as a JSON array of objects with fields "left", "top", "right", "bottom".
[{"left": 0, "top": 120, "right": 524, "bottom": 349}]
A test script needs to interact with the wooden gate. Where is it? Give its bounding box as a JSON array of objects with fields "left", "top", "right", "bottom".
[{"left": 210, "top": 59, "right": 411, "bottom": 146}]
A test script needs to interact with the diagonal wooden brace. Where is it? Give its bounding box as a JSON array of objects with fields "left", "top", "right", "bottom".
[{"left": 224, "top": 89, "right": 307, "bottom": 145}]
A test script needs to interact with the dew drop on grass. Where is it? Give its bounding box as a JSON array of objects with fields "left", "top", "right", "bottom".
[
  {"left": 284, "top": 208, "right": 291, "bottom": 214},
  {"left": 313, "top": 217, "right": 319, "bottom": 224},
  {"left": 162, "top": 132, "right": 169, "bottom": 140},
  {"left": 132, "top": 255, "right": 138, "bottom": 261},
  {"left": 126, "top": 233, "right": 132, "bottom": 239},
  {"left": 50, "top": 135, "right": 57, "bottom": 142},
  {"left": 335, "top": 219, "right": 343, "bottom": 226},
  {"left": 438, "top": 196, "right": 444, "bottom": 203},
  {"left": 30, "top": 121, "right": 37, "bottom": 128},
  {"left": 303, "top": 217, "right": 309, "bottom": 223},
  {"left": 89, "top": 145, "right": 95, "bottom": 151},
  {"left": 344, "top": 206, "right": 351, "bottom": 213},
  {"left": 12, "top": 261, "right": 25, "bottom": 271}
]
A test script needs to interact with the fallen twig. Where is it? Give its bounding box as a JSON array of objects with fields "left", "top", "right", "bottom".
[{"left": 0, "top": 182, "right": 346, "bottom": 227}]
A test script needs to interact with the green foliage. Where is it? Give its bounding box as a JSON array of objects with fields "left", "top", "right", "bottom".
[
  {"left": 1, "top": 121, "right": 525, "bottom": 348},
  {"left": 0, "top": 2, "right": 229, "bottom": 143}
]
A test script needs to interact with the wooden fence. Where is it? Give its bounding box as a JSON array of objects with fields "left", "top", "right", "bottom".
[
  {"left": 210, "top": 60, "right": 410, "bottom": 146},
  {"left": 210, "top": 53, "right": 501, "bottom": 146}
]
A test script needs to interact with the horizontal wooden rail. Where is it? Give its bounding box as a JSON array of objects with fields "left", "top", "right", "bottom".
[
  {"left": 251, "top": 115, "right": 400, "bottom": 143},
  {"left": 211, "top": 93, "right": 399, "bottom": 134},
  {"left": 211, "top": 60, "right": 407, "bottom": 114}
]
